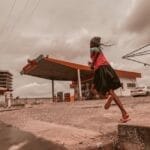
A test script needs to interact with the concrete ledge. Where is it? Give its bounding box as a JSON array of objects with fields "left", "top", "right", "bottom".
[{"left": 118, "top": 124, "right": 150, "bottom": 150}]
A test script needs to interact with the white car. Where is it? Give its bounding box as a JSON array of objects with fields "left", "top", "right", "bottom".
[{"left": 130, "top": 86, "right": 150, "bottom": 97}]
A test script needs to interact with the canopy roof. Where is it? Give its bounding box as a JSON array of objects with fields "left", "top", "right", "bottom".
[
  {"left": 21, "top": 55, "right": 93, "bottom": 81},
  {"left": 21, "top": 55, "right": 141, "bottom": 81}
]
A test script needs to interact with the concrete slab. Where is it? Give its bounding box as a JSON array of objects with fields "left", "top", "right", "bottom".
[{"left": 118, "top": 124, "right": 150, "bottom": 150}]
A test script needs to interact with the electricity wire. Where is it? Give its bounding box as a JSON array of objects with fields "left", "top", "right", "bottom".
[
  {"left": 0, "top": 0, "right": 17, "bottom": 35},
  {"left": 122, "top": 44, "right": 150, "bottom": 66}
]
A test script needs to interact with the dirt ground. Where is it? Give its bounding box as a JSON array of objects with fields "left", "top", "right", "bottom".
[{"left": 0, "top": 96, "right": 150, "bottom": 149}]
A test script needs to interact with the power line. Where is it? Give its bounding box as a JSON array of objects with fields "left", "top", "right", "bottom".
[
  {"left": 0, "top": 0, "right": 17, "bottom": 35},
  {"left": 124, "top": 57, "right": 150, "bottom": 66},
  {"left": 29, "top": 0, "right": 41, "bottom": 17},
  {"left": 7, "top": 0, "right": 30, "bottom": 35},
  {"left": 123, "top": 43, "right": 150, "bottom": 57},
  {"left": 122, "top": 44, "right": 150, "bottom": 66},
  {"left": 126, "top": 50, "right": 150, "bottom": 57},
  {"left": 4, "top": 0, "right": 41, "bottom": 39},
  {"left": 0, "top": 0, "right": 30, "bottom": 50},
  {"left": 0, "top": 0, "right": 41, "bottom": 50}
]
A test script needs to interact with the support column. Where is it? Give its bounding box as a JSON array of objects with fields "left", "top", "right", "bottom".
[
  {"left": 77, "top": 69, "right": 82, "bottom": 100},
  {"left": 52, "top": 80, "right": 55, "bottom": 102},
  {"left": 4, "top": 91, "right": 12, "bottom": 108}
]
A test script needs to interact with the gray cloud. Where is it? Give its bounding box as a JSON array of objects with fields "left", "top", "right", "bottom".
[
  {"left": 0, "top": 0, "right": 149, "bottom": 97},
  {"left": 121, "top": 0, "right": 150, "bottom": 48},
  {"left": 123, "top": 0, "right": 150, "bottom": 33}
]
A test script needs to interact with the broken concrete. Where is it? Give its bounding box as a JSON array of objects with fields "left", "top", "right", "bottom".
[{"left": 118, "top": 124, "right": 150, "bottom": 150}]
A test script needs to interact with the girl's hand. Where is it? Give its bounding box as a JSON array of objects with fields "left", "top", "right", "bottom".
[
  {"left": 88, "top": 61, "right": 92, "bottom": 66},
  {"left": 91, "top": 66, "right": 94, "bottom": 70},
  {"left": 88, "top": 61, "right": 94, "bottom": 70}
]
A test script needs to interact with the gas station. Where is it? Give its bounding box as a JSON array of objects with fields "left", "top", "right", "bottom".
[{"left": 21, "top": 55, "right": 141, "bottom": 101}]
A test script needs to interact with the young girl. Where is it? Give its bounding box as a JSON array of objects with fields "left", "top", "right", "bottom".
[{"left": 89, "top": 36, "right": 130, "bottom": 123}]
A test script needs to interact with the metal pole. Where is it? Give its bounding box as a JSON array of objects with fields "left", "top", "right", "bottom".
[
  {"left": 52, "top": 80, "right": 55, "bottom": 102},
  {"left": 77, "top": 69, "right": 82, "bottom": 100}
]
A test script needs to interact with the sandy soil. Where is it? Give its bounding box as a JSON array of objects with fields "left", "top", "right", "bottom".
[{"left": 0, "top": 96, "right": 150, "bottom": 149}]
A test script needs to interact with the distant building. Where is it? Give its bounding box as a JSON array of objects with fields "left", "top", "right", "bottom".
[
  {"left": 0, "top": 71, "right": 13, "bottom": 107},
  {"left": 0, "top": 71, "right": 13, "bottom": 91}
]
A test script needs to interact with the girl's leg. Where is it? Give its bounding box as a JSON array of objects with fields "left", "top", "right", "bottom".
[
  {"left": 91, "top": 86, "right": 113, "bottom": 109},
  {"left": 109, "top": 89, "right": 129, "bottom": 118},
  {"left": 104, "top": 92, "right": 113, "bottom": 109}
]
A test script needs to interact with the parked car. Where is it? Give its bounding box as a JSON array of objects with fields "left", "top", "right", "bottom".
[{"left": 130, "top": 86, "right": 150, "bottom": 97}]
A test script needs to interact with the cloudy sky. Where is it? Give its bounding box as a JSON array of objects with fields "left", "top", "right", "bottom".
[{"left": 0, "top": 0, "right": 150, "bottom": 97}]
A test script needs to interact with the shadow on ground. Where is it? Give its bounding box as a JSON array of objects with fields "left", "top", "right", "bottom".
[{"left": 0, "top": 121, "right": 67, "bottom": 150}]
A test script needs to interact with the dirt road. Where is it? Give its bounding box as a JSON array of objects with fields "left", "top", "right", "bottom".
[{"left": 0, "top": 96, "right": 150, "bottom": 149}]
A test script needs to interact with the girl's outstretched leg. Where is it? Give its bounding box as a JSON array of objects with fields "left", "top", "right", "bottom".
[{"left": 109, "top": 90, "right": 130, "bottom": 122}]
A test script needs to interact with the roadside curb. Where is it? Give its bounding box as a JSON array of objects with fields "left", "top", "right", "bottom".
[{"left": 0, "top": 108, "right": 21, "bottom": 112}]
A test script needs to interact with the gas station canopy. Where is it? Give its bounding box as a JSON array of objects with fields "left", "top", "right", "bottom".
[
  {"left": 21, "top": 55, "right": 141, "bottom": 81},
  {"left": 21, "top": 55, "right": 94, "bottom": 81}
]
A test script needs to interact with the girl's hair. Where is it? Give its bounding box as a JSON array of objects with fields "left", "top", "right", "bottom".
[{"left": 90, "top": 36, "right": 101, "bottom": 48}]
